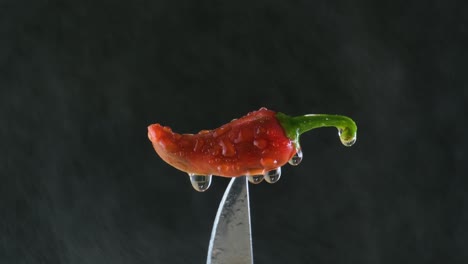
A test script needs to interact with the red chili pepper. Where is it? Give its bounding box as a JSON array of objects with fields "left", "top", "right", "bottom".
[{"left": 148, "top": 107, "right": 356, "bottom": 190}]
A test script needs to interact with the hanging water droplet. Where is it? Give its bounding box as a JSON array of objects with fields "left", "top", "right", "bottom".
[
  {"left": 338, "top": 128, "right": 343, "bottom": 137},
  {"left": 188, "top": 174, "right": 212, "bottom": 192},
  {"left": 338, "top": 128, "right": 357, "bottom": 147},
  {"left": 341, "top": 136, "right": 356, "bottom": 147},
  {"left": 264, "top": 167, "right": 281, "bottom": 184},
  {"left": 288, "top": 148, "right": 303, "bottom": 166},
  {"left": 248, "top": 175, "right": 264, "bottom": 184}
]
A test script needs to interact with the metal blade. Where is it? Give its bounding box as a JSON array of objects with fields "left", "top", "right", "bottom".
[{"left": 207, "top": 176, "right": 253, "bottom": 264}]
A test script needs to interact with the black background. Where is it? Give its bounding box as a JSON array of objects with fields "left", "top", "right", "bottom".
[{"left": 2, "top": 0, "right": 467, "bottom": 263}]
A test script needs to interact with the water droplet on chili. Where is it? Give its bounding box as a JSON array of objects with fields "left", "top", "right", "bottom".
[
  {"left": 338, "top": 128, "right": 357, "bottom": 147},
  {"left": 193, "top": 138, "right": 205, "bottom": 152},
  {"left": 260, "top": 157, "right": 278, "bottom": 167},
  {"left": 253, "top": 139, "right": 268, "bottom": 149},
  {"left": 256, "top": 126, "right": 266, "bottom": 135},
  {"left": 264, "top": 167, "right": 281, "bottom": 184},
  {"left": 213, "top": 126, "right": 231, "bottom": 138},
  {"left": 342, "top": 137, "right": 356, "bottom": 147},
  {"left": 188, "top": 174, "right": 212, "bottom": 192},
  {"left": 248, "top": 175, "right": 264, "bottom": 184},
  {"left": 219, "top": 138, "right": 236, "bottom": 157},
  {"left": 288, "top": 148, "right": 303, "bottom": 166}
]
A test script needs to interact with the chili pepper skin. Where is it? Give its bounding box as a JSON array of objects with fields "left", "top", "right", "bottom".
[
  {"left": 148, "top": 108, "right": 295, "bottom": 177},
  {"left": 148, "top": 107, "right": 357, "bottom": 178}
]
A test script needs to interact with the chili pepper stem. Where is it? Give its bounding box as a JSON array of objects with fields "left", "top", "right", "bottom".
[{"left": 276, "top": 112, "right": 357, "bottom": 148}]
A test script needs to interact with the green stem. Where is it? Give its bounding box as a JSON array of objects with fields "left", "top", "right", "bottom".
[{"left": 276, "top": 112, "right": 357, "bottom": 148}]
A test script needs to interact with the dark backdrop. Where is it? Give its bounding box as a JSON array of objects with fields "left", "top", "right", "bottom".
[{"left": 2, "top": 0, "right": 466, "bottom": 263}]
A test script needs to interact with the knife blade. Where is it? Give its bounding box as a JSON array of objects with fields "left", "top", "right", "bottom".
[{"left": 207, "top": 176, "right": 253, "bottom": 264}]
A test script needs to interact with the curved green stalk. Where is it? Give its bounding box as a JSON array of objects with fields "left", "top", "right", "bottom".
[{"left": 276, "top": 112, "right": 357, "bottom": 148}]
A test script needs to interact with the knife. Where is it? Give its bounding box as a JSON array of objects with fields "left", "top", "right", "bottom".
[{"left": 207, "top": 176, "right": 253, "bottom": 264}]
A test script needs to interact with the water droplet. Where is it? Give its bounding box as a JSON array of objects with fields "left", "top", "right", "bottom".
[
  {"left": 213, "top": 126, "right": 231, "bottom": 138},
  {"left": 193, "top": 138, "right": 205, "bottom": 152},
  {"left": 256, "top": 126, "right": 266, "bottom": 135},
  {"left": 264, "top": 167, "right": 281, "bottom": 184},
  {"left": 248, "top": 175, "right": 264, "bottom": 184},
  {"left": 260, "top": 157, "right": 278, "bottom": 167},
  {"left": 234, "top": 127, "right": 254, "bottom": 143},
  {"left": 338, "top": 128, "right": 357, "bottom": 147},
  {"left": 216, "top": 165, "right": 230, "bottom": 173},
  {"left": 288, "top": 148, "right": 303, "bottom": 166},
  {"left": 219, "top": 138, "right": 236, "bottom": 157},
  {"left": 189, "top": 174, "right": 212, "bottom": 192},
  {"left": 338, "top": 128, "right": 343, "bottom": 136},
  {"left": 253, "top": 138, "right": 268, "bottom": 149},
  {"left": 341, "top": 136, "right": 356, "bottom": 147}
]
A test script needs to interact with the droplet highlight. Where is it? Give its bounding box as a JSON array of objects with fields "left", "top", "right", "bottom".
[
  {"left": 189, "top": 174, "right": 212, "bottom": 192},
  {"left": 213, "top": 126, "right": 231, "bottom": 138},
  {"left": 260, "top": 157, "right": 278, "bottom": 167},
  {"left": 341, "top": 136, "right": 356, "bottom": 147},
  {"left": 248, "top": 175, "right": 264, "bottom": 184},
  {"left": 219, "top": 138, "right": 236, "bottom": 157},
  {"left": 253, "top": 138, "right": 268, "bottom": 149},
  {"left": 193, "top": 138, "right": 205, "bottom": 152},
  {"left": 288, "top": 148, "right": 303, "bottom": 166},
  {"left": 264, "top": 167, "right": 281, "bottom": 184}
]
